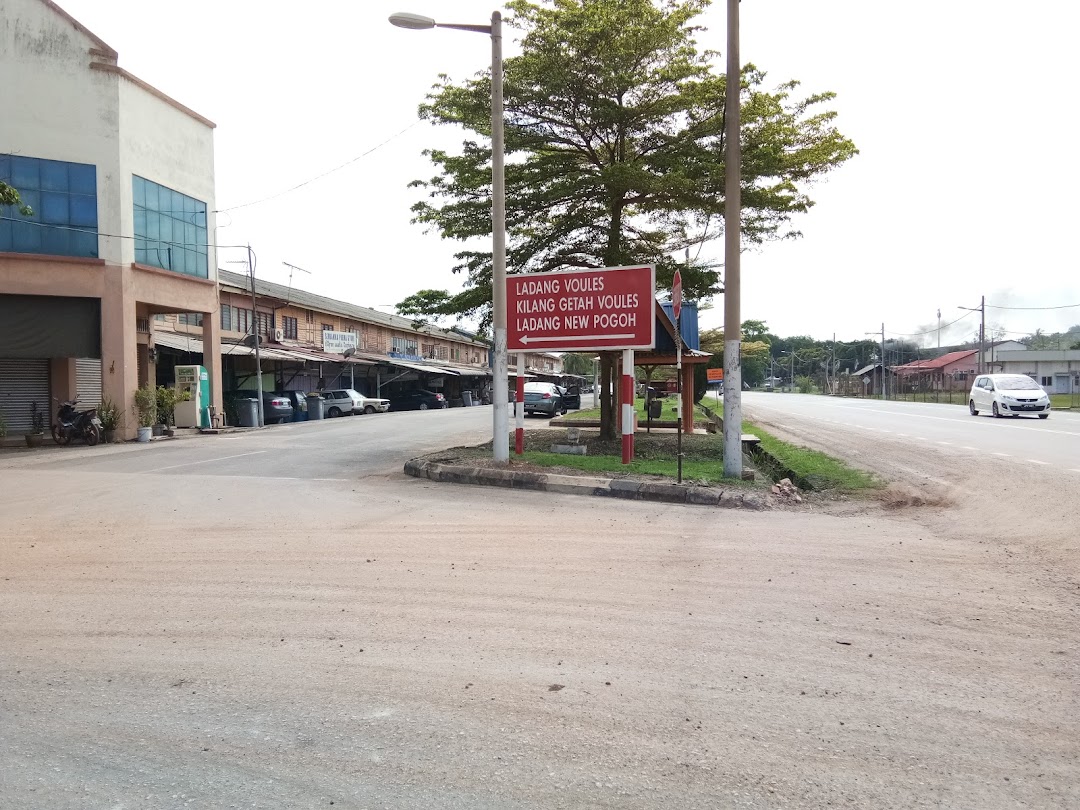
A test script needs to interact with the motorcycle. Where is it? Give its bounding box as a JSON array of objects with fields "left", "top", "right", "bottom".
[{"left": 53, "top": 399, "right": 102, "bottom": 446}]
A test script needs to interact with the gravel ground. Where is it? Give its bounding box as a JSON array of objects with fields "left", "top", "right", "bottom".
[{"left": 1, "top": 419, "right": 1078, "bottom": 808}]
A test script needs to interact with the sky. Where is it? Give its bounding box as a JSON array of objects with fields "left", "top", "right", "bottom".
[{"left": 58, "top": 0, "right": 1080, "bottom": 347}]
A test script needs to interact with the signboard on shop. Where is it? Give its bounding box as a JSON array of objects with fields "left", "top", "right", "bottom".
[
  {"left": 506, "top": 265, "right": 655, "bottom": 352},
  {"left": 322, "top": 330, "right": 358, "bottom": 354}
]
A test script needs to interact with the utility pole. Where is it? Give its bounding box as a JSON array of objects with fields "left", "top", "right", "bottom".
[
  {"left": 881, "top": 323, "right": 886, "bottom": 400},
  {"left": 722, "top": 0, "right": 743, "bottom": 479},
  {"left": 247, "top": 245, "right": 264, "bottom": 427},
  {"left": 937, "top": 308, "right": 941, "bottom": 350},
  {"left": 960, "top": 297, "right": 987, "bottom": 374}
]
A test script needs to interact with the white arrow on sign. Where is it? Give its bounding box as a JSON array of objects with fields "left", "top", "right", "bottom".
[{"left": 521, "top": 334, "right": 636, "bottom": 344}]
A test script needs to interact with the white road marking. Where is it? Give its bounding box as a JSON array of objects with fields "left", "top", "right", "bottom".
[
  {"left": 1071, "top": 469, "right": 1080, "bottom": 474},
  {"left": 993, "top": 452, "right": 1011, "bottom": 457},
  {"left": 151, "top": 450, "right": 268, "bottom": 472},
  {"left": 961, "top": 446, "right": 977, "bottom": 451},
  {"left": 937, "top": 441, "right": 953, "bottom": 446},
  {"left": 1027, "top": 459, "right": 1049, "bottom": 465}
]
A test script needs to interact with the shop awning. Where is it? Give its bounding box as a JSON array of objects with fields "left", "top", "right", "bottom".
[{"left": 154, "top": 332, "right": 303, "bottom": 362}]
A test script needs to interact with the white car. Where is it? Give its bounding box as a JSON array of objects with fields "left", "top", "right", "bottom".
[
  {"left": 317, "top": 388, "right": 390, "bottom": 417},
  {"left": 968, "top": 374, "right": 1050, "bottom": 419}
]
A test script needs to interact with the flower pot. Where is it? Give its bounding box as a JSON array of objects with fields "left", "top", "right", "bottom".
[
  {"left": 152, "top": 424, "right": 165, "bottom": 437},
  {"left": 103, "top": 429, "right": 116, "bottom": 444},
  {"left": 137, "top": 426, "right": 152, "bottom": 443},
  {"left": 24, "top": 432, "right": 44, "bottom": 447}
]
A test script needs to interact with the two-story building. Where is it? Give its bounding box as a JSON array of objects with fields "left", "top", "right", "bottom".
[
  {"left": 151, "top": 270, "right": 492, "bottom": 409},
  {"left": 1, "top": 0, "right": 221, "bottom": 436}
]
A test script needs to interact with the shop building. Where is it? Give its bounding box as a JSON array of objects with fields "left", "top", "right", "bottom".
[{"left": 0, "top": 0, "right": 221, "bottom": 436}]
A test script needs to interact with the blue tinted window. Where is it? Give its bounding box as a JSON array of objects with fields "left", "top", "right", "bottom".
[
  {"left": 0, "top": 154, "right": 98, "bottom": 258},
  {"left": 132, "top": 175, "right": 208, "bottom": 278}
]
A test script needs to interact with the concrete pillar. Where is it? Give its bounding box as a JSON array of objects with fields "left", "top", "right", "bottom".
[
  {"left": 202, "top": 306, "right": 223, "bottom": 419},
  {"left": 49, "top": 358, "right": 78, "bottom": 407},
  {"left": 101, "top": 267, "right": 138, "bottom": 439}
]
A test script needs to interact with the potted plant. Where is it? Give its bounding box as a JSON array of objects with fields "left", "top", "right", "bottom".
[
  {"left": 133, "top": 385, "right": 156, "bottom": 442},
  {"left": 154, "top": 386, "right": 176, "bottom": 436},
  {"left": 97, "top": 396, "right": 122, "bottom": 443},
  {"left": 25, "top": 401, "right": 46, "bottom": 447}
]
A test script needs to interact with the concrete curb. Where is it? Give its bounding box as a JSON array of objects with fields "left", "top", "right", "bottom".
[{"left": 403, "top": 458, "right": 767, "bottom": 509}]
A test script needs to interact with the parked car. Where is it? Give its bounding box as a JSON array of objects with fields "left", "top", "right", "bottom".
[
  {"left": 559, "top": 384, "right": 582, "bottom": 410},
  {"left": 390, "top": 389, "right": 447, "bottom": 411},
  {"left": 523, "top": 382, "right": 567, "bottom": 417},
  {"left": 969, "top": 374, "right": 1051, "bottom": 419},
  {"left": 274, "top": 390, "right": 308, "bottom": 419},
  {"left": 316, "top": 389, "right": 390, "bottom": 417},
  {"left": 226, "top": 390, "right": 294, "bottom": 424}
]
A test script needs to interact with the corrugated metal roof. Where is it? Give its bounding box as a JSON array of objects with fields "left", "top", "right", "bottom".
[{"left": 218, "top": 269, "right": 489, "bottom": 348}]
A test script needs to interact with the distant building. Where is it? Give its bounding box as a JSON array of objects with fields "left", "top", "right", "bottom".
[{"left": 992, "top": 350, "right": 1080, "bottom": 394}]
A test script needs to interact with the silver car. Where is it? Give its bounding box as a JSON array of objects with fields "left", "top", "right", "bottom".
[{"left": 316, "top": 389, "right": 390, "bottom": 417}]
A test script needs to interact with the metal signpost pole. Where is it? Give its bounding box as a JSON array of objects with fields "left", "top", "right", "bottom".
[
  {"left": 621, "top": 349, "right": 635, "bottom": 464},
  {"left": 515, "top": 352, "right": 525, "bottom": 455}
]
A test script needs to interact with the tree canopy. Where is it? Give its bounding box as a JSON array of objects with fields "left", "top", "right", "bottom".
[
  {"left": 398, "top": 0, "right": 857, "bottom": 329},
  {"left": 0, "top": 181, "right": 33, "bottom": 216}
]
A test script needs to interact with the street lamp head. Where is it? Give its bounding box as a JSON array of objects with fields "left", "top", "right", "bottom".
[{"left": 389, "top": 12, "right": 436, "bottom": 30}]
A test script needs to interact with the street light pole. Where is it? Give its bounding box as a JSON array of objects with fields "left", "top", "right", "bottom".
[{"left": 389, "top": 10, "right": 508, "bottom": 463}]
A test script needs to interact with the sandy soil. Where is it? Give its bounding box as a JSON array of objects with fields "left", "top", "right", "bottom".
[{"left": 1, "top": 422, "right": 1077, "bottom": 808}]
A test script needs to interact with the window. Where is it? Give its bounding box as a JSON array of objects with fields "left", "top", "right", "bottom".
[
  {"left": 306, "top": 310, "right": 314, "bottom": 324},
  {"left": 177, "top": 312, "right": 203, "bottom": 327},
  {"left": 133, "top": 175, "right": 207, "bottom": 278},
  {"left": 235, "top": 308, "right": 252, "bottom": 335},
  {"left": 154, "top": 314, "right": 165, "bottom": 322},
  {"left": 256, "top": 312, "right": 273, "bottom": 337},
  {"left": 392, "top": 336, "right": 418, "bottom": 355},
  {"left": 422, "top": 343, "right": 435, "bottom": 358},
  {"left": 1042, "top": 376, "right": 1052, "bottom": 387},
  {"left": 1, "top": 154, "right": 98, "bottom": 258},
  {"left": 322, "top": 323, "right": 334, "bottom": 334},
  {"left": 434, "top": 346, "right": 448, "bottom": 361},
  {"left": 220, "top": 306, "right": 232, "bottom": 332},
  {"left": 283, "top": 316, "right": 298, "bottom": 340}
]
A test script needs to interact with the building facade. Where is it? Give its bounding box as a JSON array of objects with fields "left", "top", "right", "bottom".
[
  {"left": 152, "top": 270, "right": 494, "bottom": 412},
  {"left": 993, "top": 350, "right": 1080, "bottom": 394},
  {"left": 0, "top": 0, "right": 221, "bottom": 436}
]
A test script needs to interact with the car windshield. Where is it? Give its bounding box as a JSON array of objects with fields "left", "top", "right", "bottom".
[
  {"left": 997, "top": 376, "right": 1041, "bottom": 391},
  {"left": 346, "top": 390, "right": 362, "bottom": 398}
]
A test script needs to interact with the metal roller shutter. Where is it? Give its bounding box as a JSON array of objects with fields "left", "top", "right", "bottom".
[
  {"left": 0, "top": 359, "right": 50, "bottom": 434},
  {"left": 76, "top": 358, "right": 103, "bottom": 408}
]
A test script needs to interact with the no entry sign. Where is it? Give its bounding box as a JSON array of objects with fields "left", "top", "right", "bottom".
[{"left": 506, "top": 265, "right": 655, "bottom": 352}]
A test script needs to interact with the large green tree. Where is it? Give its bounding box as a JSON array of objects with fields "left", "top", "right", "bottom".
[
  {"left": 401, "top": 0, "right": 856, "bottom": 324},
  {"left": 400, "top": 0, "right": 856, "bottom": 435}
]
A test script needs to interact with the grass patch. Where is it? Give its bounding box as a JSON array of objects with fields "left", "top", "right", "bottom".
[
  {"left": 563, "top": 396, "right": 684, "bottom": 423},
  {"left": 521, "top": 450, "right": 751, "bottom": 486},
  {"left": 744, "top": 420, "right": 882, "bottom": 492}
]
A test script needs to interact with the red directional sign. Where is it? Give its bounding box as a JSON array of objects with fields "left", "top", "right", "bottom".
[
  {"left": 672, "top": 269, "right": 682, "bottom": 321},
  {"left": 506, "top": 265, "right": 656, "bottom": 352}
]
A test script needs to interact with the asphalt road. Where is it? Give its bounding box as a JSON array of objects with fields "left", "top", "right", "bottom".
[
  {"left": 2, "top": 396, "right": 1078, "bottom": 809},
  {"left": 739, "top": 391, "right": 1080, "bottom": 474}
]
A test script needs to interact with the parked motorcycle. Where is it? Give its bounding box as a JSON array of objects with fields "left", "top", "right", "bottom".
[{"left": 53, "top": 399, "right": 102, "bottom": 446}]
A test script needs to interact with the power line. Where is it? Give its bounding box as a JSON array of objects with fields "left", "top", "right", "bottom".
[
  {"left": 884, "top": 310, "right": 975, "bottom": 338},
  {"left": 985, "top": 302, "right": 1080, "bottom": 311},
  {"left": 214, "top": 121, "right": 422, "bottom": 213}
]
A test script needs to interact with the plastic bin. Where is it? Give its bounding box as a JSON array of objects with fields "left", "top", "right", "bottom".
[
  {"left": 237, "top": 398, "right": 259, "bottom": 427},
  {"left": 462, "top": 391, "right": 474, "bottom": 407},
  {"left": 306, "top": 394, "right": 324, "bottom": 420},
  {"left": 648, "top": 400, "right": 663, "bottom": 419}
]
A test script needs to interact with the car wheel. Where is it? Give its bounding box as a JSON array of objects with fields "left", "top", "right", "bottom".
[
  {"left": 327, "top": 406, "right": 342, "bottom": 418},
  {"left": 364, "top": 405, "right": 375, "bottom": 415},
  {"left": 1039, "top": 413, "right": 1049, "bottom": 419},
  {"left": 419, "top": 403, "right": 428, "bottom": 411},
  {"left": 992, "top": 402, "right": 1000, "bottom": 418},
  {"left": 969, "top": 400, "right": 978, "bottom": 416}
]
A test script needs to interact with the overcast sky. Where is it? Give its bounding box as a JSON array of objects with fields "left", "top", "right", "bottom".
[{"left": 61, "top": 0, "right": 1080, "bottom": 346}]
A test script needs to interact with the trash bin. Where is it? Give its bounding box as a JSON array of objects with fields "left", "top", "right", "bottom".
[
  {"left": 237, "top": 398, "right": 259, "bottom": 427},
  {"left": 306, "top": 394, "right": 324, "bottom": 420},
  {"left": 648, "top": 399, "right": 663, "bottom": 419},
  {"left": 462, "top": 391, "right": 473, "bottom": 407}
]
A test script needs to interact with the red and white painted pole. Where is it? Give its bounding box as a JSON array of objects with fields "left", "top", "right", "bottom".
[
  {"left": 621, "top": 348, "right": 635, "bottom": 464},
  {"left": 515, "top": 352, "right": 525, "bottom": 455}
]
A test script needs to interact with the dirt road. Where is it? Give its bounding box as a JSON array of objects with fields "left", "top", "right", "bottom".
[{"left": 1, "top": 419, "right": 1077, "bottom": 808}]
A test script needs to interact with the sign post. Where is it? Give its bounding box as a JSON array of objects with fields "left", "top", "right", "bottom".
[
  {"left": 673, "top": 269, "right": 683, "bottom": 483},
  {"left": 515, "top": 353, "right": 525, "bottom": 455},
  {"left": 507, "top": 265, "right": 655, "bottom": 463}
]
